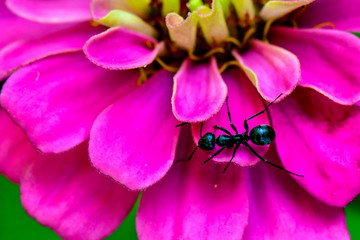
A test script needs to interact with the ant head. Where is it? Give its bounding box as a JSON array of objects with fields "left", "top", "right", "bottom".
[
  {"left": 198, "top": 132, "right": 215, "bottom": 150},
  {"left": 249, "top": 124, "right": 275, "bottom": 145}
]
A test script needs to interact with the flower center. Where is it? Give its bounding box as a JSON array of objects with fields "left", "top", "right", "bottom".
[
  {"left": 151, "top": 1, "right": 305, "bottom": 75},
  {"left": 96, "top": 0, "right": 311, "bottom": 83}
]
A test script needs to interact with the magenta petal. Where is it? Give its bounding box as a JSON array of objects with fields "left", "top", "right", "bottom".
[
  {"left": 243, "top": 146, "right": 349, "bottom": 239},
  {"left": 91, "top": 0, "right": 114, "bottom": 20},
  {"left": 0, "top": 108, "right": 40, "bottom": 183},
  {"left": 21, "top": 142, "right": 138, "bottom": 240},
  {"left": 1, "top": 0, "right": 14, "bottom": 17},
  {"left": 233, "top": 40, "right": 300, "bottom": 102},
  {"left": 172, "top": 58, "right": 227, "bottom": 122},
  {"left": 137, "top": 129, "right": 248, "bottom": 239},
  {"left": 192, "top": 68, "right": 270, "bottom": 166},
  {"left": 1, "top": 52, "right": 139, "bottom": 153},
  {"left": 0, "top": 2, "right": 77, "bottom": 62},
  {"left": 89, "top": 70, "right": 180, "bottom": 190},
  {"left": 270, "top": 27, "right": 360, "bottom": 105},
  {"left": 84, "top": 27, "right": 160, "bottom": 70},
  {"left": 270, "top": 87, "right": 360, "bottom": 207},
  {"left": 297, "top": 0, "right": 360, "bottom": 32},
  {"left": 0, "top": 23, "right": 103, "bottom": 79},
  {"left": 6, "top": 0, "right": 91, "bottom": 23}
]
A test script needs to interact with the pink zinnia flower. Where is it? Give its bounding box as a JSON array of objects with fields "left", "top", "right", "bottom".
[{"left": 1, "top": 0, "right": 360, "bottom": 239}]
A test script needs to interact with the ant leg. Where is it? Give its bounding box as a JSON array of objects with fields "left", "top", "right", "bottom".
[
  {"left": 244, "top": 120, "right": 249, "bottom": 133},
  {"left": 201, "top": 147, "right": 225, "bottom": 165},
  {"left": 176, "top": 122, "right": 189, "bottom": 127},
  {"left": 174, "top": 146, "right": 198, "bottom": 164},
  {"left": 222, "top": 144, "right": 240, "bottom": 173},
  {"left": 175, "top": 123, "right": 203, "bottom": 164},
  {"left": 243, "top": 142, "right": 303, "bottom": 177},
  {"left": 225, "top": 97, "right": 239, "bottom": 134},
  {"left": 177, "top": 122, "right": 203, "bottom": 136},
  {"left": 243, "top": 93, "right": 283, "bottom": 133},
  {"left": 213, "top": 125, "right": 232, "bottom": 136}
]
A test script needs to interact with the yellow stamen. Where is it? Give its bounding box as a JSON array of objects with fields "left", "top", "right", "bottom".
[
  {"left": 313, "top": 22, "right": 336, "bottom": 29},
  {"left": 224, "top": 37, "right": 242, "bottom": 47},
  {"left": 263, "top": 18, "right": 276, "bottom": 43},
  {"left": 289, "top": 5, "right": 308, "bottom": 29},
  {"left": 242, "top": 27, "right": 256, "bottom": 45},
  {"left": 203, "top": 47, "right": 225, "bottom": 58},
  {"left": 188, "top": 51, "right": 201, "bottom": 61},
  {"left": 218, "top": 60, "right": 241, "bottom": 73},
  {"left": 291, "top": 19, "right": 298, "bottom": 28},
  {"left": 137, "top": 67, "right": 148, "bottom": 86},
  {"left": 189, "top": 47, "right": 225, "bottom": 61},
  {"left": 90, "top": 20, "right": 100, "bottom": 27},
  {"left": 155, "top": 57, "right": 179, "bottom": 72},
  {"left": 145, "top": 40, "right": 155, "bottom": 49}
]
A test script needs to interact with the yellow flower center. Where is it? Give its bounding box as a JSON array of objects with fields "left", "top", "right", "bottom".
[{"left": 96, "top": 0, "right": 315, "bottom": 82}]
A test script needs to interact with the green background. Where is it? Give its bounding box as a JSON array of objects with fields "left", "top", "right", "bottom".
[
  {"left": 1, "top": 175, "right": 360, "bottom": 240},
  {"left": 0, "top": 175, "right": 138, "bottom": 240}
]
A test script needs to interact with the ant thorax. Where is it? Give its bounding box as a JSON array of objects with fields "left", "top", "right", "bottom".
[{"left": 215, "top": 134, "right": 234, "bottom": 148}]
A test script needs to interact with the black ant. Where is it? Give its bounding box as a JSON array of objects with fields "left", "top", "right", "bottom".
[{"left": 176, "top": 93, "right": 303, "bottom": 177}]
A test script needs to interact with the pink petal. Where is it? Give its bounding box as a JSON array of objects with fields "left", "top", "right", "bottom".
[
  {"left": 191, "top": 68, "right": 270, "bottom": 167},
  {"left": 233, "top": 40, "right": 300, "bottom": 102},
  {"left": 91, "top": 0, "right": 118, "bottom": 20},
  {"left": 0, "top": 1, "right": 77, "bottom": 62},
  {"left": 172, "top": 58, "right": 227, "bottom": 122},
  {"left": 84, "top": 27, "right": 160, "bottom": 70},
  {"left": 1, "top": 0, "right": 14, "bottom": 17},
  {"left": 0, "top": 108, "right": 40, "bottom": 183},
  {"left": 89, "top": 70, "right": 180, "bottom": 190},
  {"left": 269, "top": 26, "right": 360, "bottom": 105},
  {"left": 6, "top": 0, "right": 91, "bottom": 23},
  {"left": 270, "top": 87, "right": 360, "bottom": 207},
  {"left": 297, "top": 0, "right": 360, "bottom": 32},
  {"left": 0, "top": 23, "right": 103, "bottom": 79},
  {"left": 242, "top": 146, "right": 350, "bottom": 239},
  {"left": 1, "top": 52, "right": 139, "bottom": 153},
  {"left": 21, "top": 142, "right": 138, "bottom": 240},
  {"left": 137, "top": 128, "right": 249, "bottom": 239}
]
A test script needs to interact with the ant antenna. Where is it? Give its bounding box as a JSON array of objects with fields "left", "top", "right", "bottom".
[
  {"left": 222, "top": 144, "right": 240, "bottom": 173},
  {"left": 244, "top": 93, "right": 283, "bottom": 133},
  {"left": 201, "top": 147, "right": 225, "bottom": 165},
  {"left": 225, "top": 97, "right": 238, "bottom": 134},
  {"left": 176, "top": 122, "right": 189, "bottom": 127},
  {"left": 174, "top": 146, "right": 198, "bottom": 164},
  {"left": 246, "top": 93, "right": 283, "bottom": 122}
]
